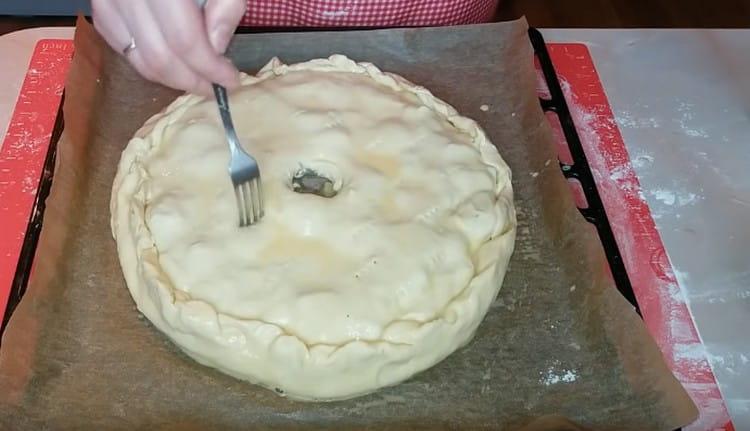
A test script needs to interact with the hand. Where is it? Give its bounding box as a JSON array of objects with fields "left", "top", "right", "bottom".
[{"left": 92, "top": 0, "right": 246, "bottom": 95}]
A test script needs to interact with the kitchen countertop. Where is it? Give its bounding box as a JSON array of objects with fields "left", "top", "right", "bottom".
[{"left": 0, "top": 26, "right": 747, "bottom": 429}]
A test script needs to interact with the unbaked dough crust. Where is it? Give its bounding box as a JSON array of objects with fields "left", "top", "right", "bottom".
[{"left": 111, "top": 55, "right": 516, "bottom": 400}]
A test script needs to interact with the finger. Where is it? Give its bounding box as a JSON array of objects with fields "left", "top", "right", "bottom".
[
  {"left": 204, "top": 0, "right": 246, "bottom": 54},
  {"left": 91, "top": 0, "right": 132, "bottom": 55},
  {"left": 91, "top": 0, "right": 171, "bottom": 90},
  {"left": 147, "top": 0, "right": 240, "bottom": 89},
  {"left": 127, "top": 46, "right": 212, "bottom": 96},
  {"left": 117, "top": 1, "right": 211, "bottom": 95}
]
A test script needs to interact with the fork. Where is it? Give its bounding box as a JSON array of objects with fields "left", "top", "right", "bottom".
[{"left": 212, "top": 83, "right": 264, "bottom": 226}]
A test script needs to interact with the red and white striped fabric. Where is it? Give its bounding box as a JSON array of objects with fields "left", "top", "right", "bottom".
[{"left": 240, "top": 0, "right": 499, "bottom": 27}]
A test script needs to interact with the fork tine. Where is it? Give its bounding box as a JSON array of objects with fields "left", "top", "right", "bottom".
[
  {"left": 250, "top": 179, "right": 262, "bottom": 221},
  {"left": 256, "top": 179, "right": 265, "bottom": 218},
  {"left": 241, "top": 184, "right": 252, "bottom": 227},
  {"left": 250, "top": 181, "right": 259, "bottom": 225},
  {"left": 233, "top": 185, "right": 240, "bottom": 226},
  {"left": 248, "top": 181, "right": 258, "bottom": 225},
  {"left": 244, "top": 184, "right": 253, "bottom": 226},
  {"left": 234, "top": 184, "right": 247, "bottom": 227},
  {"left": 245, "top": 184, "right": 253, "bottom": 226}
]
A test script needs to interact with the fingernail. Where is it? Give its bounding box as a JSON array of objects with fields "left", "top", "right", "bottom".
[{"left": 209, "top": 24, "right": 232, "bottom": 54}]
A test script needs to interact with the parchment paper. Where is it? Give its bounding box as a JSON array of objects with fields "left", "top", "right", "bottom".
[{"left": 0, "top": 17, "right": 697, "bottom": 430}]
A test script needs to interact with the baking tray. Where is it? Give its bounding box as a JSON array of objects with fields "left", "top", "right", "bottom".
[
  {"left": 2, "top": 20, "right": 704, "bottom": 430},
  {"left": 528, "top": 28, "right": 639, "bottom": 314},
  {"left": 0, "top": 28, "right": 640, "bottom": 335}
]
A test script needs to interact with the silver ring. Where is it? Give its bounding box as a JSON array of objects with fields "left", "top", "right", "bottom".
[{"left": 122, "top": 38, "right": 136, "bottom": 56}]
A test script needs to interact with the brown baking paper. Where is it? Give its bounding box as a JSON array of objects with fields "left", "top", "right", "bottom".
[{"left": 0, "top": 17, "right": 697, "bottom": 430}]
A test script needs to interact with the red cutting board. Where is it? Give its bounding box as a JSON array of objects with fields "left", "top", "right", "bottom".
[
  {"left": 0, "top": 39, "right": 73, "bottom": 320},
  {"left": 0, "top": 38, "right": 734, "bottom": 431}
]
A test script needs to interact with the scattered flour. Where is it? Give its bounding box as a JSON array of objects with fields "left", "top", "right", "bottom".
[
  {"left": 21, "top": 175, "right": 37, "bottom": 194},
  {"left": 731, "top": 197, "right": 750, "bottom": 208},
  {"left": 616, "top": 110, "right": 661, "bottom": 129},
  {"left": 674, "top": 342, "right": 708, "bottom": 363},
  {"left": 649, "top": 188, "right": 699, "bottom": 206},
  {"left": 540, "top": 367, "right": 578, "bottom": 386},
  {"left": 676, "top": 101, "right": 710, "bottom": 138},
  {"left": 672, "top": 267, "right": 691, "bottom": 296},
  {"left": 682, "top": 125, "right": 709, "bottom": 138},
  {"left": 631, "top": 153, "right": 655, "bottom": 169},
  {"left": 727, "top": 398, "right": 750, "bottom": 417},
  {"left": 609, "top": 165, "right": 629, "bottom": 182}
]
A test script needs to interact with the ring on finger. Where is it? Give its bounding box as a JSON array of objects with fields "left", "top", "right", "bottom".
[{"left": 122, "top": 37, "right": 137, "bottom": 56}]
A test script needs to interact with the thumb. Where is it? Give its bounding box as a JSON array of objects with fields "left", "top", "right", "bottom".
[{"left": 204, "top": 0, "right": 246, "bottom": 54}]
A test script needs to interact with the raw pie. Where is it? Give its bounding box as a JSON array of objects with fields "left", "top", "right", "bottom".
[{"left": 111, "top": 55, "right": 516, "bottom": 400}]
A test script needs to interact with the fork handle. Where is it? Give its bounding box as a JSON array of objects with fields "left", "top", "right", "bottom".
[{"left": 212, "top": 83, "right": 244, "bottom": 156}]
